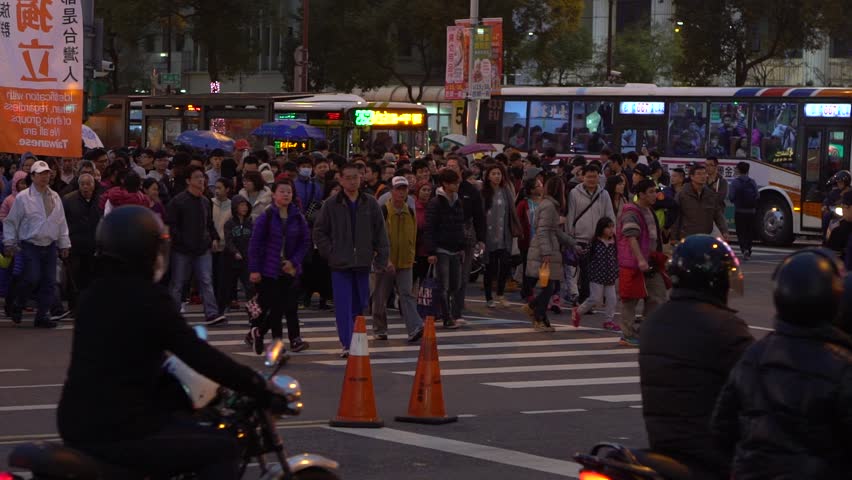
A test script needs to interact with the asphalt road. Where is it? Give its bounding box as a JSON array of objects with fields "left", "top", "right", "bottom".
[{"left": 0, "top": 245, "right": 795, "bottom": 479}]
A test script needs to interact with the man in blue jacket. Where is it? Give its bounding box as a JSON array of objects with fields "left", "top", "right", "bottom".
[{"left": 727, "top": 162, "right": 759, "bottom": 260}]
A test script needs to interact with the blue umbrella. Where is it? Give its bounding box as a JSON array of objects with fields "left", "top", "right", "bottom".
[
  {"left": 251, "top": 120, "right": 326, "bottom": 140},
  {"left": 176, "top": 130, "right": 236, "bottom": 152}
]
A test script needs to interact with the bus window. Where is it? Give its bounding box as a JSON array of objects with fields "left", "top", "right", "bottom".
[
  {"left": 668, "top": 102, "right": 707, "bottom": 157},
  {"left": 529, "top": 101, "right": 571, "bottom": 153},
  {"left": 572, "top": 101, "right": 613, "bottom": 153},
  {"left": 502, "top": 101, "right": 528, "bottom": 150},
  {"left": 708, "top": 102, "right": 749, "bottom": 158},
  {"left": 750, "top": 103, "right": 797, "bottom": 167}
]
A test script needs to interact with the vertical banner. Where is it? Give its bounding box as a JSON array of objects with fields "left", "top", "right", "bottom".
[
  {"left": 468, "top": 26, "right": 492, "bottom": 99},
  {"left": 0, "top": 0, "right": 83, "bottom": 157},
  {"left": 445, "top": 26, "right": 467, "bottom": 101},
  {"left": 456, "top": 18, "right": 503, "bottom": 96}
]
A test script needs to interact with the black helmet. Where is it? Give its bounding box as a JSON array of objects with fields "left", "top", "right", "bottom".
[
  {"left": 828, "top": 170, "right": 852, "bottom": 188},
  {"left": 96, "top": 205, "right": 170, "bottom": 281},
  {"left": 668, "top": 234, "right": 743, "bottom": 304},
  {"left": 773, "top": 249, "right": 843, "bottom": 326}
]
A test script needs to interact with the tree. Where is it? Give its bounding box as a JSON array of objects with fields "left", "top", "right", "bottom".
[
  {"left": 94, "top": 0, "right": 156, "bottom": 92},
  {"left": 611, "top": 22, "right": 683, "bottom": 84},
  {"left": 520, "top": 28, "right": 593, "bottom": 85},
  {"left": 673, "top": 0, "right": 848, "bottom": 86}
]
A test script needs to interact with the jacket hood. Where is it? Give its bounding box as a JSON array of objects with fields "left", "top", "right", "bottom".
[
  {"left": 10, "top": 170, "right": 28, "bottom": 195},
  {"left": 436, "top": 186, "right": 458, "bottom": 205},
  {"left": 239, "top": 187, "right": 272, "bottom": 205},
  {"left": 230, "top": 194, "right": 250, "bottom": 218}
]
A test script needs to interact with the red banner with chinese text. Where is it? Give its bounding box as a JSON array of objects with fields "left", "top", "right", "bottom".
[{"left": 0, "top": 0, "right": 83, "bottom": 157}]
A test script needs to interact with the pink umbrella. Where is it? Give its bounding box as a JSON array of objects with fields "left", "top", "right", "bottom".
[{"left": 457, "top": 143, "right": 498, "bottom": 155}]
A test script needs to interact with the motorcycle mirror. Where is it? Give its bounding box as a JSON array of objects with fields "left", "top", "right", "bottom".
[
  {"left": 193, "top": 326, "right": 208, "bottom": 341},
  {"left": 265, "top": 339, "right": 287, "bottom": 368}
]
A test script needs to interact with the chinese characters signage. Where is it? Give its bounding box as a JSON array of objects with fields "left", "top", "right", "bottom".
[
  {"left": 0, "top": 0, "right": 83, "bottom": 157},
  {"left": 619, "top": 102, "right": 666, "bottom": 115},
  {"left": 445, "top": 18, "right": 503, "bottom": 101},
  {"left": 468, "top": 26, "right": 492, "bottom": 100},
  {"left": 353, "top": 109, "right": 425, "bottom": 128}
]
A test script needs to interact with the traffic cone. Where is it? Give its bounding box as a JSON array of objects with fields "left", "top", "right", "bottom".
[
  {"left": 329, "top": 315, "right": 384, "bottom": 428},
  {"left": 395, "top": 316, "right": 458, "bottom": 425}
]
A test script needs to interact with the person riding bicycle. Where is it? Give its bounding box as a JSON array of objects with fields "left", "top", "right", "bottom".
[
  {"left": 712, "top": 249, "right": 852, "bottom": 478},
  {"left": 639, "top": 234, "right": 754, "bottom": 479},
  {"left": 57, "top": 205, "right": 274, "bottom": 480}
]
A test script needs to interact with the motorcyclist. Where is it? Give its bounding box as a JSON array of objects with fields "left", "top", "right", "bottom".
[
  {"left": 822, "top": 170, "right": 851, "bottom": 237},
  {"left": 712, "top": 249, "right": 852, "bottom": 478},
  {"left": 57, "top": 205, "right": 273, "bottom": 480},
  {"left": 639, "top": 234, "right": 754, "bottom": 479}
]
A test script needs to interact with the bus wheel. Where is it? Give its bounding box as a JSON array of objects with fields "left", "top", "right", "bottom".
[{"left": 757, "top": 195, "right": 794, "bottom": 246}]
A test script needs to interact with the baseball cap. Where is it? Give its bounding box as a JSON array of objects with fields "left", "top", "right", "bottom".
[
  {"left": 31, "top": 160, "right": 51, "bottom": 174},
  {"left": 633, "top": 163, "right": 650, "bottom": 177},
  {"left": 392, "top": 176, "right": 409, "bottom": 189}
]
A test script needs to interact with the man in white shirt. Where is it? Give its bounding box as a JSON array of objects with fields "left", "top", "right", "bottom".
[{"left": 4, "top": 160, "right": 71, "bottom": 328}]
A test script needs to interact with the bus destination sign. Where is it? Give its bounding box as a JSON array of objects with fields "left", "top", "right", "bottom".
[
  {"left": 804, "top": 103, "right": 852, "bottom": 118},
  {"left": 353, "top": 110, "right": 425, "bottom": 127},
  {"left": 619, "top": 102, "right": 665, "bottom": 115}
]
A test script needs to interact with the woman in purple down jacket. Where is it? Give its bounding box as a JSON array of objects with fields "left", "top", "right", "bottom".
[{"left": 246, "top": 179, "right": 311, "bottom": 354}]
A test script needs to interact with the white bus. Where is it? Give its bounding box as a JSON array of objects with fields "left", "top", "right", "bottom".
[{"left": 474, "top": 85, "right": 852, "bottom": 245}]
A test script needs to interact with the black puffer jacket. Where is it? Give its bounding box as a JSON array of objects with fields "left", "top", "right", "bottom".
[
  {"left": 639, "top": 289, "right": 754, "bottom": 475},
  {"left": 424, "top": 187, "right": 466, "bottom": 255},
  {"left": 711, "top": 322, "right": 852, "bottom": 479}
]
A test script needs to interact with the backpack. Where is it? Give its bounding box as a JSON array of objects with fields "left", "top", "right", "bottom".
[{"left": 737, "top": 178, "right": 758, "bottom": 209}]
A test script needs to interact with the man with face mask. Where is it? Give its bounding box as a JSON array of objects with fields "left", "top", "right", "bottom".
[{"left": 294, "top": 156, "right": 323, "bottom": 222}]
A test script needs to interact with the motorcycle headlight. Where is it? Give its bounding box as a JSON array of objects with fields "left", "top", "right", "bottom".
[
  {"left": 836, "top": 207, "right": 844, "bottom": 217},
  {"left": 270, "top": 375, "right": 303, "bottom": 415}
]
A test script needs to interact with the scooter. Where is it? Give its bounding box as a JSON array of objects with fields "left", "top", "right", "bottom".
[
  {"left": 574, "top": 442, "right": 692, "bottom": 480},
  {"left": 4, "top": 328, "right": 340, "bottom": 480}
]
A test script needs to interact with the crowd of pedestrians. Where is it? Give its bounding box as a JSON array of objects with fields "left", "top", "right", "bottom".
[{"left": 0, "top": 143, "right": 746, "bottom": 351}]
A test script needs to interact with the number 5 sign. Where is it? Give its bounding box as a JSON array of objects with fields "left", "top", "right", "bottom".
[{"left": 0, "top": 0, "right": 83, "bottom": 157}]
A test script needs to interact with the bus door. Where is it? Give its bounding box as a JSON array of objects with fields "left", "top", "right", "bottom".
[
  {"left": 800, "top": 103, "right": 852, "bottom": 230},
  {"left": 614, "top": 101, "right": 667, "bottom": 157}
]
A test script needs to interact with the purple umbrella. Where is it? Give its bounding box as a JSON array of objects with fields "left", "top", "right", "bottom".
[{"left": 457, "top": 143, "right": 498, "bottom": 155}]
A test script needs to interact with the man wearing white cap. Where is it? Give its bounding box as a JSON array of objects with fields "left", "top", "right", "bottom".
[
  {"left": 4, "top": 160, "right": 70, "bottom": 328},
  {"left": 371, "top": 176, "right": 423, "bottom": 342}
]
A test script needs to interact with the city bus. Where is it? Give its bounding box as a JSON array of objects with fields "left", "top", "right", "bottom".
[
  {"left": 475, "top": 85, "right": 852, "bottom": 245},
  {"left": 87, "top": 93, "right": 429, "bottom": 159}
]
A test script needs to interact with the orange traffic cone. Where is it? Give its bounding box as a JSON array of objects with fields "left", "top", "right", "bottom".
[
  {"left": 395, "top": 316, "right": 457, "bottom": 425},
  {"left": 329, "top": 315, "right": 384, "bottom": 428}
]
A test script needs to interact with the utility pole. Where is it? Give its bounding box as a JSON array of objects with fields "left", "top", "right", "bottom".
[
  {"left": 465, "top": 0, "right": 479, "bottom": 145},
  {"left": 605, "top": 0, "right": 613, "bottom": 83},
  {"left": 301, "top": 0, "right": 309, "bottom": 91}
]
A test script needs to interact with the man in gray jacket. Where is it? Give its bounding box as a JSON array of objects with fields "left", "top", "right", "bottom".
[
  {"left": 314, "top": 163, "right": 389, "bottom": 357},
  {"left": 672, "top": 164, "right": 729, "bottom": 243},
  {"left": 567, "top": 163, "right": 615, "bottom": 303}
]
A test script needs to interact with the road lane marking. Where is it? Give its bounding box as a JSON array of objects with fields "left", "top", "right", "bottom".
[
  {"left": 521, "top": 409, "right": 587, "bottom": 414},
  {"left": 394, "top": 361, "right": 638, "bottom": 376},
  {"left": 211, "top": 327, "right": 605, "bottom": 346},
  {"left": 0, "top": 404, "right": 56, "bottom": 412},
  {"left": 0, "top": 384, "right": 62, "bottom": 389},
  {"left": 205, "top": 318, "right": 519, "bottom": 336},
  {"left": 749, "top": 326, "right": 774, "bottom": 331},
  {"left": 314, "top": 348, "right": 637, "bottom": 366},
  {"left": 328, "top": 426, "right": 580, "bottom": 477},
  {"left": 484, "top": 376, "right": 639, "bottom": 389},
  {"left": 581, "top": 394, "right": 642, "bottom": 403},
  {"left": 0, "top": 369, "right": 28, "bottom": 373}
]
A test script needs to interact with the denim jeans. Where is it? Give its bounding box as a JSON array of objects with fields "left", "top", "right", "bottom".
[
  {"left": 169, "top": 251, "right": 218, "bottom": 319},
  {"left": 372, "top": 268, "right": 423, "bottom": 336},
  {"left": 436, "top": 252, "right": 462, "bottom": 323},
  {"left": 16, "top": 241, "right": 58, "bottom": 321}
]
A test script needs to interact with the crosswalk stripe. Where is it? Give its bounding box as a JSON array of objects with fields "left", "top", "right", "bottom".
[
  {"left": 209, "top": 326, "right": 603, "bottom": 346},
  {"left": 314, "top": 347, "right": 637, "bottom": 366},
  {"left": 0, "top": 404, "right": 56, "bottom": 412},
  {"left": 0, "top": 369, "right": 28, "bottom": 373},
  {"left": 581, "top": 394, "right": 642, "bottom": 402},
  {"left": 521, "top": 409, "right": 587, "bottom": 415},
  {"left": 203, "top": 318, "right": 520, "bottom": 336},
  {"left": 483, "top": 376, "right": 639, "bottom": 389},
  {"left": 393, "top": 361, "right": 637, "bottom": 376}
]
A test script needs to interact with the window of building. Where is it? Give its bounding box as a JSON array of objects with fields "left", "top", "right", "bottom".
[
  {"left": 528, "top": 101, "right": 571, "bottom": 153},
  {"left": 668, "top": 102, "right": 708, "bottom": 157},
  {"left": 831, "top": 36, "right": 852, "bottom": 58},
  {"left": 175, "top": 33, "right": 185, "bottom": 52},
  {"left": 708, "top": 102, "right": 749, "bottom": 158},
  {"left": 502, "top": 101, "right": 528, "bottom": 150},
  {"left": 750, "top": 103, "right": 797, "bottom": 168},
  {"left": 571, "top": 101, "right": 613, "bottom": 153}
]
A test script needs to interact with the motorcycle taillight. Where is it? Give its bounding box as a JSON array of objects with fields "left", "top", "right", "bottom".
[
  {"left": 579, "top": 471, "right": 612, "bottom": 480},
  {"left": 0, "top": 472, "right": 23, "bottom": 480}
]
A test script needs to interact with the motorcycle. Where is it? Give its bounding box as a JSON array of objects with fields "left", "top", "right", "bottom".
[
  {"left": 4, "top": 328, "right": 340, "bottom": 480},
  {"left": 574, "top": 442, "right": 692, "bottom": 480}
]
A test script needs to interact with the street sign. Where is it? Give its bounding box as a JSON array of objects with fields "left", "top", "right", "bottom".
[{"left": 160, "top": 72, "right": 181, "bottom": 88}]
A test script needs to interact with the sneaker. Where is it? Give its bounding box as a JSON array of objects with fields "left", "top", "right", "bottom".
[
  {"left": 205, "top": 315, "right": 228, "bottom": 326},
  {"left": 744, "top": 250, "right": 752, "bottom": 261},
  {"left": 454, "top": 318, "right": 468, "bottom": 326},
  {"left": 34, "top": 319, "right": 58, "bottom": 329},
  {"left": 619, "top": 335, "right": 640, "bottom": 347},
  {"left": 407, "top": 328, "right": 424, "bottom": 343},
  {"left": 521, "top": 303, "right": 536, "bottom": 322},
  {"left": 486, "top": 300, "right": 497, "bottom": 308},
  {"left": 571, "top": 308, "right": 581, "bottom": 328},
  {"left": 374, "top": 333, "right": 389, "bottom": 341},
  {"left": 340, "top": 348, "right": 350, "bottom": 358},
  {"left": 443, "top": 320, "right": 460, "bottom": 330},
  {"left": 251, "top": 327, "right": 264, "bottom": 355},
  {"left": 543, "top": 318, "right": 556, "bottom": 332},
  {"left": 533, "top": 319, "right": 548, "bottom": 331},
  {"left": 603, "top": 321, "right": 621, "bottom": 332},
  {"left": 291, "top": 340, "right": 310, "bottom": 352},
  {"left": 496, "top": 295, "right": 509, "bottom": 307},
  {"left": 50, "top": 310, "right": 71, "bottom": 321}
]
